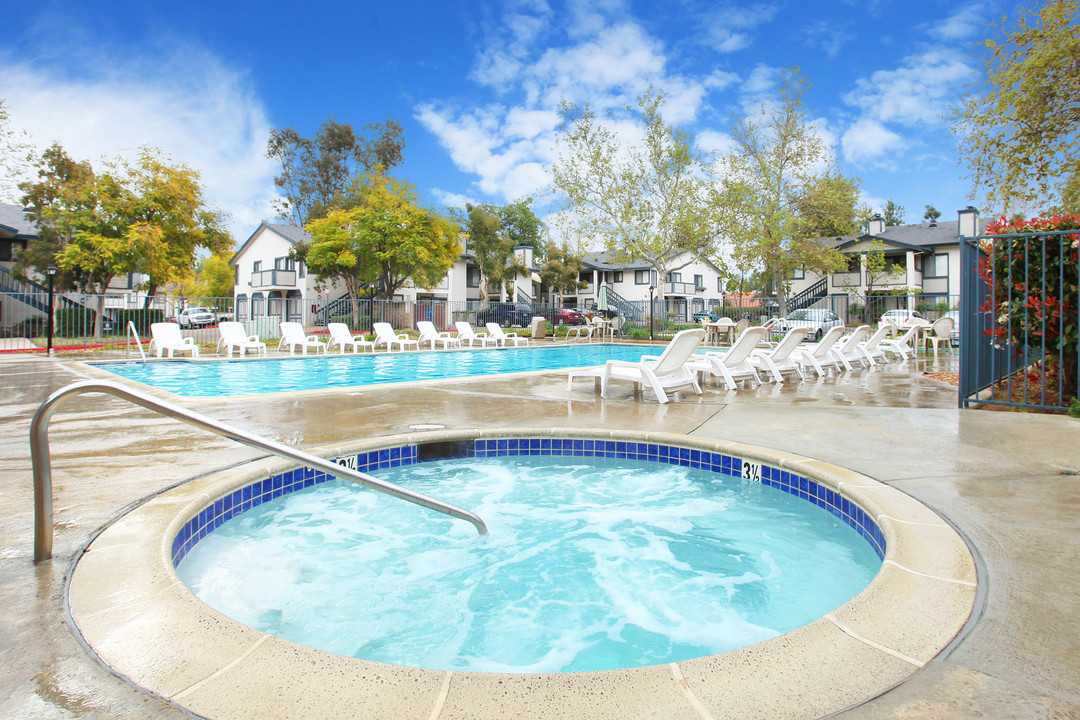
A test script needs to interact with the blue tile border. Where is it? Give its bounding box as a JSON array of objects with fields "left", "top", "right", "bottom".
[{"left": 171, "top": 439, "right": 885, "bottom": 566}]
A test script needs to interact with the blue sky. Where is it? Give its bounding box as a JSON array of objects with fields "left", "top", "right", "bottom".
[{"left": 0, "top": 0, "right": 1008, "bottom": 246}]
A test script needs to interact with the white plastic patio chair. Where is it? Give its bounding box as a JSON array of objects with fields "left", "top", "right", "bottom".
[
  {"left": 326, "top": 323, "right": 374, "bottom": 354},
  {"left": 216, "top": 321, "right": 266, "bottom": 357},
  {"left": 278, "top": 321, "right": 327, "bottom": 355},
  {"left": 567, "top": 328, "right": 705, "bottom": 404},
  {"left": 417, "top": 321, "right": 461, "bottom": 350},
  {"left": 455, "top": 321, "right": 499, "bottom": 348},
  {"left": 485, "top": 322, "right": 529, "bottom": 347},
  {"left": 750, "top": 327, "right": 808, "bottom": 383},
  {"left": 791, "top": 325, "right": 846, "bottom": 377},
  {"left": 150, "top": 322, "right": 199, "bottom": 358},
  {"left": 926, "top": 316, "right": 955, "bottom": 355},
  {"left": 686, "top": 326, "right": 768, "bottom": 390},
  {"left": 372, "top": 322, "right": 419, "bottom": 351}
]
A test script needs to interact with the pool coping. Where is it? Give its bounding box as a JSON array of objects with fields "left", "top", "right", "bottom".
[{"left": 66, "top": 428, "right": 977, "bottom": 720}]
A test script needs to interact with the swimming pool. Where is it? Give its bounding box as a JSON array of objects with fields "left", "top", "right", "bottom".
[
  {"left": 95, "top": 344, "right": 692, "bottom": 396},
  {"left": 176, "top": 453, "right": 881, "bottom": 673}
]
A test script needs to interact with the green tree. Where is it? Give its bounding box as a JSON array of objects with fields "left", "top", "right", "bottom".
[
  {"left": 299, "top": 171, "right": 460, "bottom": 315},
  {"left": 19, "top": 144, "right": 232, "bottom": 334},
  {"left": 267, "top": 117, "right": 405, "bottom": 225},
  {"left": 845, "top": 240, "right": 905, "bottom": 321},
  {"left": 955, "top": 0, "right": 1080, "bottom": 212},
  {"left": 498, "top": 197, "right": 544, "bottom": 259},
  {"left": 923, "top": 204, "right": 942, "bottom": 223},
  {"left": 795, "top": 169, "right": 862, "bottom": 238},
  {"left": 714, "top": 69, "right": 849, "bottom": 312},
  {"left": 466, "top": 203, "right": 526, "bottom": 301},
  {"left": 883, "top": 199, "right": 906, "bottom": 226},
  {"left": 552, "top": 88, "right": 721, "bottom": 303},
  {"left": 538, "top": 241, "right": 584, "bottom": 306},
  {"left": 181, "top": 253, "right": 236, "bottom": 301}
]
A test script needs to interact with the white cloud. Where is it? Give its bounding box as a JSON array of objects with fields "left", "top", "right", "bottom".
[
  {"left": 804, "top": 20, "right": 854, "bottom": 58},
  {"left": 843, "top": 48, "right": 973, "bottom": 126},
  {"left": 841, "top": 118, "right": 906, "bottom": 163},
  {"left": 417, "top": 4, "right": 721, "bottom": 206},
  {"left": 928, "top": 2, "right": 990, "bottom": 40},
  {"left": 702, "top": 4, "right": 780, "bottom": 54},
  {"left": 0, "top": 43, "right": 277, "bottom": 242}
]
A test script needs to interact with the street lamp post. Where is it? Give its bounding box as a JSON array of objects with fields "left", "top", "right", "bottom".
[{"left": 46, "top": 265, "right": 57, "bottom": 356}]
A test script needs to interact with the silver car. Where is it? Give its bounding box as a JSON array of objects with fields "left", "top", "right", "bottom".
[
  {"left": 778, "top": 309, "right": 843, "bottom": 341},
  {"left": 176, "top": 307, "right": 217, "bottom": 328}
]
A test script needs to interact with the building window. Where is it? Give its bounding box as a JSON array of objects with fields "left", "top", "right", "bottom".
[
  {"left": 925, "top": 253, "right": 948, "bottom": 278},
  {"left": 253, "top": 260, "right": 262, "bottom": 273},
  {"left": 845, "top": 255, "right": 860, "bottom": 273},
  {"left": 792, "top": 267, "right": 805, "bottom": 280},
  {"left": 694, "top": 274, "right": 704, "bottom": 290},
  {"left": 467, "top": 266, "right": 480, "bottom": 288},
  {"left": 274, "top": 256, "right": 295, "bottom": 271},
  {"left": 667, "top": 272, "right": 682, "bottom": 283},
  {"left": 613, "top": 271, "right": 623, "bottom": 283},
  {"left": 635, "top": 269, "right": 650, "bottom": 285},
  {"left": 298, "top": 261, "right": 305, "bottom": 279},
  {"left": 234, "top": 265, "right": 239, "bottom": 285},
  {"left": 717, "top": 277, "right": 723, "bottom": 292}
]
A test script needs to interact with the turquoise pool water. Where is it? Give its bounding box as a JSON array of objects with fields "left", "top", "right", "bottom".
[
  {"left": 96, "top": 344, "right": 697, "bottom": 396},
  {"left": 176, "top": 455, "right": 881, "bottom": 673}
]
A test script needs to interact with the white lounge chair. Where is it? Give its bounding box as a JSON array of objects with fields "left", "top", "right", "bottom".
[
  {"left": 858, "top": 324, "right": 894, "bottom": 365},
  {"left": 279, "top": 321, "right": 327, "bottom": 355},
  {"left": 880, "top": 324, "right": 919, "bottom": 360},
  {"left": 326, "top": 323, "right": 374, "bottom": 354},
  {"left": 485, "top": 322, "right": 529, "bottom": 347},
  {"left": 150, "top": 322, "right": 199, "bottom": 358},
  {"left": 686, "top": 326, "right": 768, "bottom": 390},
  {"left": 791, "top": 325, "right": 846, "bottom": 377},
  {"left": 834, "top": 325, "right": 872, "bottom": 369},
  {"left": 372, "top": 322, "right": 419, "bottom": 352},
  {"left": 567, "top": 328, "right": 705, "bottom": 404},
  {"left": 750, "top": 327, "right": 808, "bottom": 382},
  {"left": 455, "top": 321, "right": 499, "bottom": 347},
  {"left": 417, "top": 321, "right": 461, "bottom": 350},
  {"left": 216, "top": 321, "right": 266, "bottom": 357}
]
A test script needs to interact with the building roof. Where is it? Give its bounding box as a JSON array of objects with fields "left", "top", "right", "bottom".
[
  {"left": 830, "top": 218, "right": 987, "bottom": 253},
  {"left": 230, "top": 221, "right": 312, "bottom": 264},
  {"left": 0, "top": 203, "right": 39, "bottom": 240}
]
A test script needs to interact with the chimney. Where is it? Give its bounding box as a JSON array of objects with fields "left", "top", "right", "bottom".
[
  {"left": 867, "top": 214, "right": 885, "bottom": 235},
  {"left": 957, "top": 206, "right": 979, "bottom": 238}
]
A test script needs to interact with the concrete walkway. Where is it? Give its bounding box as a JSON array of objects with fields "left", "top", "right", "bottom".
[{"left": 0, "top": 350, "right": 1077, "bottom": 719}]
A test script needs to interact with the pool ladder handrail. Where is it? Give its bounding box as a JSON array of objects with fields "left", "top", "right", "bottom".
[{"left": 31, "top": 380, "right": 489, "bottom": 562}]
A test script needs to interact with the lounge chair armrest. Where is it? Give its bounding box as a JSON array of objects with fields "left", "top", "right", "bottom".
[
  {"left": 605, "top": 359, "right": 642, "bottom": 369},
  {"left": 638, "top": 354, "right": 663, "bottom": 362}
]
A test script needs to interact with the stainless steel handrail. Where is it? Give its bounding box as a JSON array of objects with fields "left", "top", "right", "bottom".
[{"left": 31, "top": 380, "right": 488, "bottom": 562}]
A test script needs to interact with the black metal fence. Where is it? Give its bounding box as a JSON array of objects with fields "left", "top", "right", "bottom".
[
  {"left": 958, "top": 228, "right": 1079, "bottom": 411},
  {"left": 2, "top": 289, "right": 962, "bottom": 352}
]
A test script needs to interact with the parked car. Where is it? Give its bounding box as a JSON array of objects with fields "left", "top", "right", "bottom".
[
  {"left": 692, "top": 309, "right": 720, "bottom": 322},
  {"left": 878, "top": 309, "right": 927, "bottom": 329},
  {"left": 778, "top": 308, "right": 843, "bottom": 341},
  {"left": 546, "top": 308, "right": 585, "bottom": 325},
  {"left": 477, "top": 302, "right": 534, "bottom": 328},
  {"left": 175, "top": 307, "right": 217, "bottom": 328}
]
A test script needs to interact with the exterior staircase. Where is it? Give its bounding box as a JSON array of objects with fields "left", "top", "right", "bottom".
[{"left": 787, "top": 277, "right": 828, "bottom": 312}]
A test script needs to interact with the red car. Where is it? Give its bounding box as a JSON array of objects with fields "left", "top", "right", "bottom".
[{"left": 548, "top": 308, "right": 585, "bottom": 325}]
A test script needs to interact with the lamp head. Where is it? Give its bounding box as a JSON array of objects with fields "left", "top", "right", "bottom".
[{"left": 47, "top": 264, "right": 58, "bottom": 277}]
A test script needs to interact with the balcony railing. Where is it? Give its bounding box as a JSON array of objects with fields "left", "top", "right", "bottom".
[
  {"left": 251, "top": 269, "right": 297, "bottom": 288},
  {"left": 664, "top": 281, "right": 700, "bottom": 295}
]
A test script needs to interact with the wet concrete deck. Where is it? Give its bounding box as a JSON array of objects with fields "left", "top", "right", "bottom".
[{"left": 1, "top": 348, "right": 1077, "bottom": 719}]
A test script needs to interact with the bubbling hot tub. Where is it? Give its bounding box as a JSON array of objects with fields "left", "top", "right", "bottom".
[{"left": 67, "top": 429, "right": 976, "bottom": 720}]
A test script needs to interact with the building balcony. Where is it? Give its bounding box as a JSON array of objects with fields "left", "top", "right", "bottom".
[{"left": 251, "top": 269, "right": 297, "bottom": 289}]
